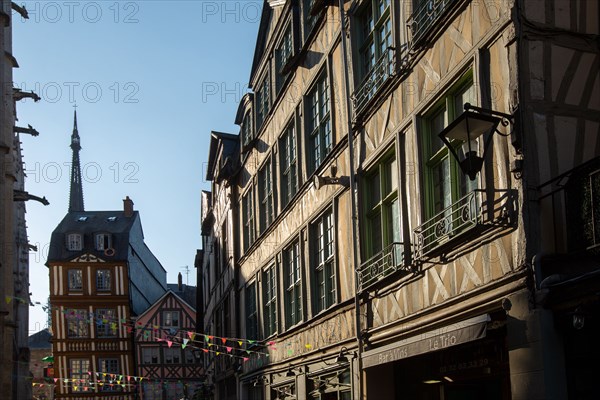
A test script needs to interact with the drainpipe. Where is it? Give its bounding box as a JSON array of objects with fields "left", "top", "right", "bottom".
[{"left": 337, "top": 1, "right": 364, "bottom": 398}]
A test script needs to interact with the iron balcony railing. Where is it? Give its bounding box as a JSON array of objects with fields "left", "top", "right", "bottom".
[
  {"left": 407, "top": 0, "right": 458, "bottom": 48},
  {"left": 352, "top": 47, "right": 395, "bottom": 114},
  {"left": 358, "top": 242, "right": 409, "bottom": 291},
  {"left": 414, "top": 190, "right": 479, "bottom": 258}
]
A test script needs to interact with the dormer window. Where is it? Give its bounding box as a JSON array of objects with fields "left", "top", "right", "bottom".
[
  {"left": 66, "top": 233, "right": 83, "bottom": 251},
  {"left": 96, "top": 233, "right": 112, "bottom": 251}
]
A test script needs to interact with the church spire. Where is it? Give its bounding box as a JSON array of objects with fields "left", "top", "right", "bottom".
[{"left": 68, "top": 107, "right": 84, "bottom": 212}]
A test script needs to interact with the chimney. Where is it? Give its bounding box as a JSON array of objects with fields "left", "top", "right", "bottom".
[
  {"left": 123, "top": 196, "right": 134, "bottom": 217},
  {"left": 178, "top": 272, "right": 183, "bottom": 291}
]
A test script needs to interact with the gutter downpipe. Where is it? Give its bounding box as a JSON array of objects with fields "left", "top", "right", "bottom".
[{"left": 337, "top": 1, "right": 364, "bottom": 398}]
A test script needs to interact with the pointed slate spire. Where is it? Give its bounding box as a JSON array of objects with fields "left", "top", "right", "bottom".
[{"left": 68, "top": 108, "right": 84, "bottom": 212}]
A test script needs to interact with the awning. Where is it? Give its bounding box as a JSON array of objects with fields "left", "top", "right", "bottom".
[{"left": 362, "top": 314, "right": 489, "bottom": 369}]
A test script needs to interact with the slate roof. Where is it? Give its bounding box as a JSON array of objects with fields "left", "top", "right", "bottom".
[
  {"left": 28, "top": 329, "right": 52, "bottom": 349},
  {"left": 47, "top": 210, "right": 138, "bottom": 262},
  {"left": 167, "top": 283, "right": 197, "bottom": 309}
]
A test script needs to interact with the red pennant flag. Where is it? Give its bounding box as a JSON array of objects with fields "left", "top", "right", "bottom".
[{"left": 221, "top": 338, "right": 227, "bottom": 344}]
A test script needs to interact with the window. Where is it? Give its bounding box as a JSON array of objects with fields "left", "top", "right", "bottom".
[
  {"left": 96, "top": 309, "right": 117, "bottom": 337},
  {"left": 66, "top": 233, "right": 82, "bottom": 251},
  {"left": 243, "top": 190, "right": 255, "bottom": 251},
  {"left": 98, "top": 358, "right": 121, "bottom": 392},
  {"left": 164, "top": 347, "right": 181, "bottom": 364},
  {"left": 69, "top": 359, "right": 90, "bottom": 393},
  {"left": 354, "top": 0, "right": 393, "bottom": 111},
  {"left": 142, "top": 347, "right": 160, "bottom": 364},
  {"left": 256, "top": 76, "right": 271, "bottom": 130},
  {"left": 363, "top": 153, "right": 400, "bottom": 259},
  {"left": 307, "top": 72, "right": 332, "bottom": 173},
  {"left": 241, "top": 111, "right": 254, "bottom": 148},
  {"left": 96, "top": 269, "right": 111, "bottom": 292},
  {"left": 418, "top": 77, "right": 478, "bottom": 253},
  {"left": 246, "top": 282, "right": 258, "bottom": 340},
  {"left": 142, "top": 382, "right": 162, "bottom": 400},
  {"left": 309, "top": 370, "right": 351, "bottom": 399},
  {"left": 184, "top": 348, "right": 196, "bottom": 364},
  {"left": 163, "top": 311, "right": 180, "bottom": 328},
  {"left": 68, "top": 269, "right": 83, "bottom": 291},
  {"left": 95, "top": 233, "right": 112, "bottom": 250},
  {"left": 424, "top": 79, "right": 477, "bottom": 218},
  {"left": 409, "top": 0, "right": 458, "bottom": 46},
  {"left": 284, "top": 241, "right": 302, "bottom": 328},
  {"left": 67, "top": 309, "right": 89, "bottom": 338},
  {"left": 263, "top": 264, "right": 277, "bottom": 337},
  {"left": 311, "top": 209, "right": 336, "bottom": 313},
  {"left": 259, "top": 158, "right": 275, "bottom": 233},
  {"left": 280, "top": 123, "right": 298, "bottom": 207},
  {"left": 303, "top": 0, "right": 318, "bottom": 41},
  {"left": 221, "top": 220, "right": 229, "bottom": 272},
  {"left": 276, "top": 24, "right": 294, "bottom": 94}
]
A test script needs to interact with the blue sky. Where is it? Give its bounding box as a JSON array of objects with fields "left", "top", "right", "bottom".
[{"left": 13, "top": 1, "right": 261, "bottom": 333}]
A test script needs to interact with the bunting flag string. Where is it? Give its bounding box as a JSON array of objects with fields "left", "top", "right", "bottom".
[{"left": 25, "top": 297, "right": 319, "bottom": 356}]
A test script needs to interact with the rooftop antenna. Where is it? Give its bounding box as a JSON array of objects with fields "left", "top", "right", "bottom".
[{"left": 180, "top": 266, "right": 190, "bottom": 285}]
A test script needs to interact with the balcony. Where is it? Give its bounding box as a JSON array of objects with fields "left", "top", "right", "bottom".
[
  {"left": 358, "top": 242, "right": 410, "bottom": 291},
  {"left": 352, "top": 47, "right": 395, "bottom": 115},
  {"left": 414, "top": 191, "right": 479, "bottom": 258},
  {"left": 407, "top": 0, "right": 458, "bottom": 48}
]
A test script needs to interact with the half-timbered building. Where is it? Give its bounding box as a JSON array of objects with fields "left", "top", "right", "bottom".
[
  {"left": 201, "top": 0, "right": 599, "bottom": 399},
  {"left": 47, "top": 113, "right": 168, "bottom": 399},
  {"left": 135, "top": 288, "right": 204, "bottom": 400}
]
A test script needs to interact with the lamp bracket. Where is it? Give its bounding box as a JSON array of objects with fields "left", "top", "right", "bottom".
[{"left": 464, "top": 103, "right": 514, "bottom": 128}]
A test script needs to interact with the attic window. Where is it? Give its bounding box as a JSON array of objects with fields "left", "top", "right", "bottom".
[
  {"left": 107, "top": 216, "right": 117, "bottom": 222},
  {"left": 77, "top": 216, "right": 88, "bottom": 222}
]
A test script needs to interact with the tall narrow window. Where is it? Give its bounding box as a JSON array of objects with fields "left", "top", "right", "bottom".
[
  {"left": 256, "top": 77, "right": 271, "bottom": 130},
  {"left": 96, "top": 309, "right": 117, "bottom": 337},
  {"left": 246, "top": 282, "right": 258, "bottom": 340},
  {"left": 280, "top": 123, "right": 298, "bottom": 207},
  {"left": 69, "top": 359, "right": 90, "bottom": 392},
  {"left": 164, "top": 347, "right": 181, "bottom": 364},
  {"left": 263, "top": 265, "right": 277, "bottom": 337},
  {"left": 68, "top": 269, "right": 83, "bottom": 291},
  {"left": 66, "top": 233, "right": 82, "bottom": 251},
  {"left": 276, "top": 24, "right": 294, "bottom": 94},
  {"left": 221, "top": 220, "right": 229, "bottom": 272},
  {"left": 67, "top": 309, "right": 89, "bottom": 338},
  {"left": 354, "top": 0, "right": 393, "bottom": 110},
  {"left": 363, "top": 153, "right": 400, "bottom": 260},
  {"left": 418, "top": 76, "right": 478, "bottom": 254},
  {"left": 284, "top": 241, "right": 302, "bottom": 328},
  {"left": 241, "top": 111, "right": 254, "bottom": 148},
  {"left": 312, "top": 210, "right": 336, "bottom": 313},
  {"left": 243, "top": 190, "right": 255, "bottom": 252},
  {"left": 96, "top": 269, "right": 111, "bottom": 292},
  {"left": 307, "top": 72, "right": 332, "bottom": 173},
  {"left": 259, "top": 158, "right": 274, "bottom": 233},
  {"left": 303, "top": 0, "right": 318, "bottom": 41}
]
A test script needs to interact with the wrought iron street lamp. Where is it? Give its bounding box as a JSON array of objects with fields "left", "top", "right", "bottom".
[{"left": 438, "top": 103, "right": 513, "bottom": 181}]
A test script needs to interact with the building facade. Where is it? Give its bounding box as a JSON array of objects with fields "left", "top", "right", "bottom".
[
  {"left": 29, "top": 328, "right": 54, "bottom": 400},
  {"left": 134, "top": 288, "right": 204, "bottom": 400},
  {"left": 46, "top": 115, "right": 168, "bottom": 399},
  {"left": 199, "top": 0, "right": 599, "bottom": 399},
  {"left": 1, "top": 1, "right": 41, "bottom": 398}
]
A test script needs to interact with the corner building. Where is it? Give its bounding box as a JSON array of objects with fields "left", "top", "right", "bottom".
[{"left": 200, "top": 0, "right": 600, "bottom": 399}]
